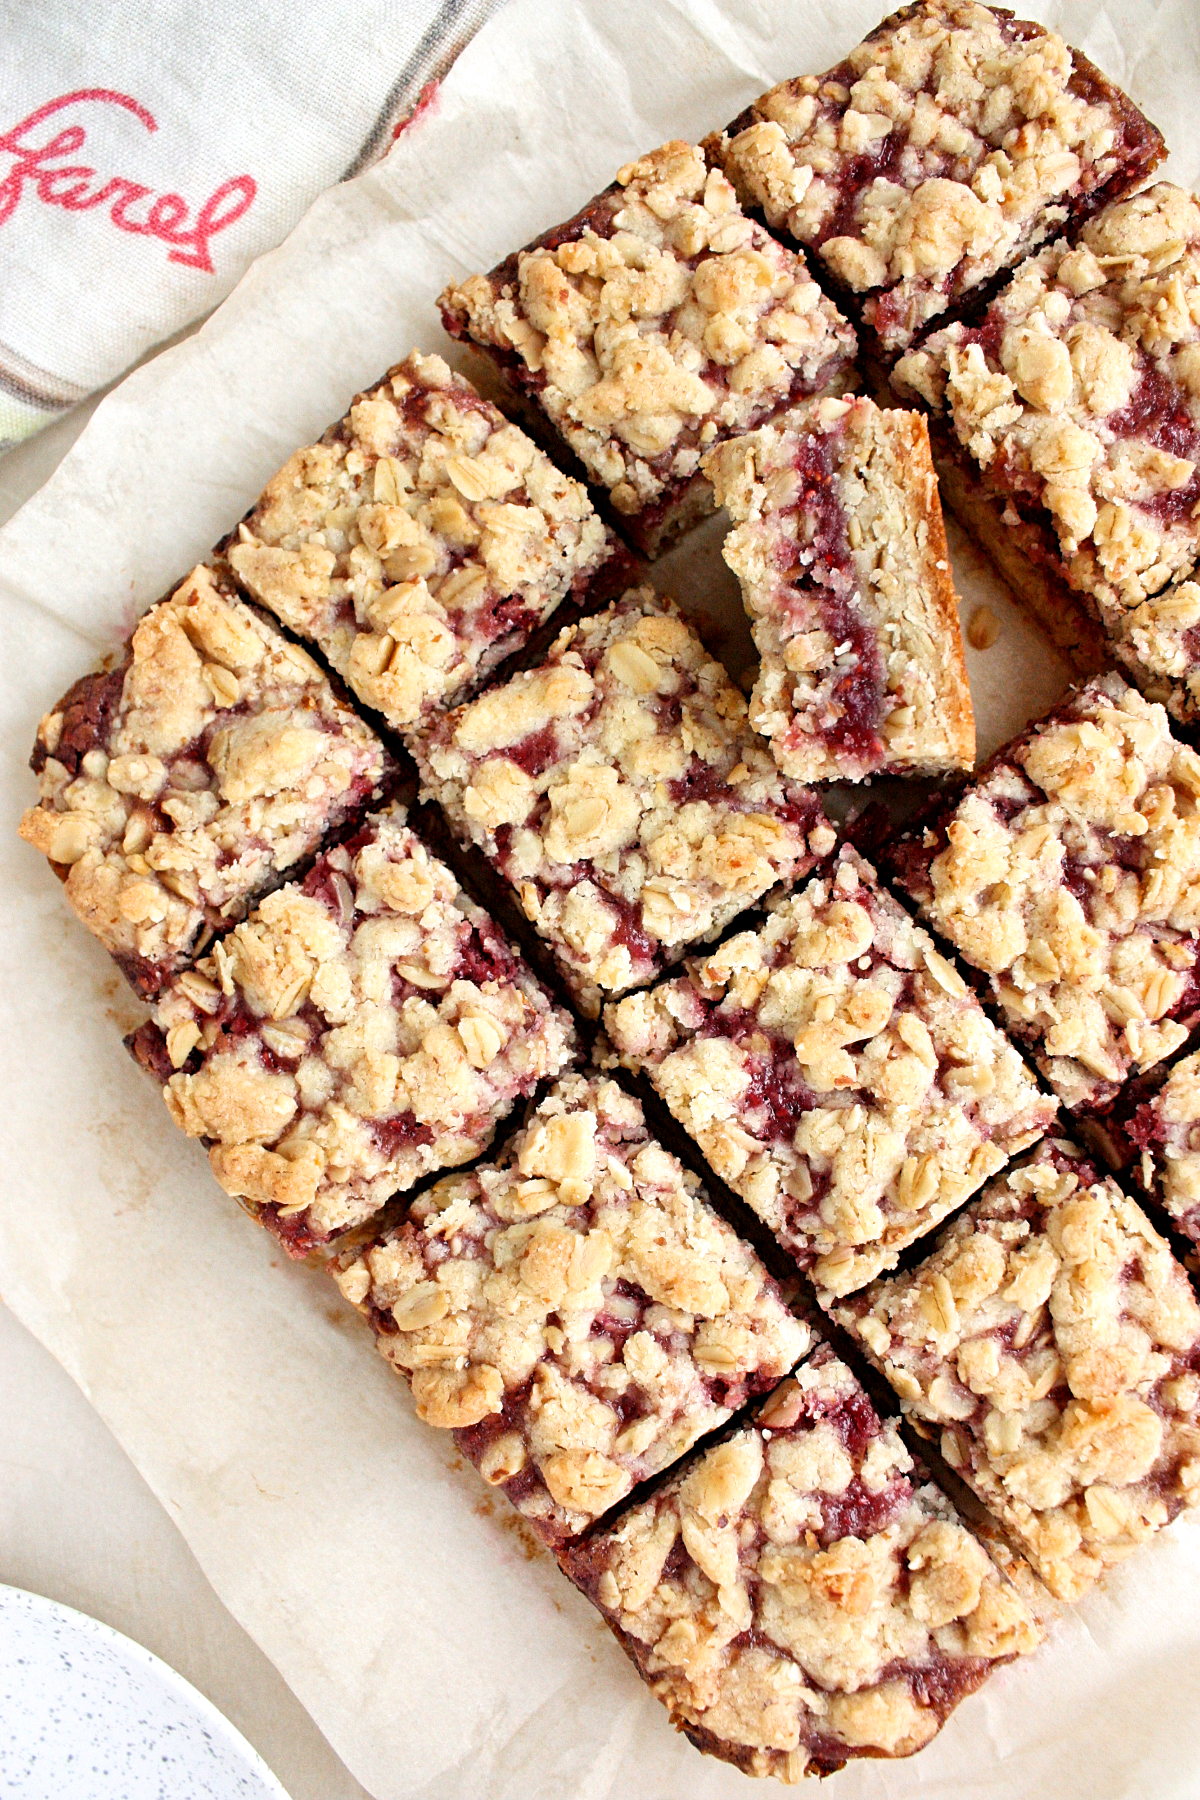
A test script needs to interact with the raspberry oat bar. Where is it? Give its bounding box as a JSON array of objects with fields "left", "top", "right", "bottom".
[
  {"left": 712, "top": 0, "right": 1164, "bottom": 359},
  {"left": 604, "top": 846, "right": 1055, "bottom": 1298},
  {"left": 886, "top": 672, "right": 1200, "bottom": 1116},
  {"left": 127, "top": 807, "right": 575, "bottom": 1253},
  {"left": 412, "top": 587, "right": 836, "bottom": 1016},
  {"left": 331, "top": 1074, "right": 809, "bottom": 1544},
  {"left": 835, "top": 1139, "right": 1200, "bottom": 1599},
  {"left": 18, "top": 564, "right": 391, "bottom": 997},
  {"left": 438, "top": 141, "right": 856, "bottom": 555},
  {"left": 894, "top": 185, "right": 1200, "bottom": 698},
  {"left": 222, "top": 351, "right": 614, "bottom": 733},
  {"left": 704, "top": 393, "right": 973, "bottom": 782},
  {"left": 561, "top": 1345, "right": 1039, "bottom": 1780}
]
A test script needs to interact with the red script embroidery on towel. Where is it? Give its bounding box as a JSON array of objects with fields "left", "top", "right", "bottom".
[{"left": 0, "top": 89, "right": 257, "bottom": 274}]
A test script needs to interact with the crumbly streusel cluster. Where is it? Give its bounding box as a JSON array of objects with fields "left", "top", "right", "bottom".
[
  {"left": 887, "top": 673, "right": 1200, "bottom": 1114},
  {"left": 896, "top": 186, "right": 1200, "bottom": 618},
  {"left": 440, "top": 140, "right": 856, "bottom": 546},
  {"left": 1125, "top": 1049, "right": 1200, "bottom": 1247},
  {"left": 413, "top": 587, "right": 836, "bottom": 1014},
  {"left": 605, "top": 846, "right": 1056, "bottom": 1296},
  {"left": 715, "top": 0, "right": 1164, "bottom": 354},
  {"left": 224, "top": 351, "right": 614, "bottom": 731},
  {"left": 835, "top": 1140, "right": 1200, "bottom": 1600},
  {"left": 562, "top": 1346, "right": 1040, "bottom": 1780},
  {"left": 135, "top": 808, "right": 576, "bottom": 1250},
  {"left": 333, "top": 1073, "right": 809, "bottom": 1543},
  {"left": 18, "top": 564, "right": 391, "bottom": 995}
]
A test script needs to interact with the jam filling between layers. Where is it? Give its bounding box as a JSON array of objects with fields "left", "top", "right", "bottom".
[{"left": 768, "top": 428, "right": 886, "bottom": 769}]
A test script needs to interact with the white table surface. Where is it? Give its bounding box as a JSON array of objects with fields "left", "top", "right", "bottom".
[{"left": 0, "top": 383, "right": 372, "bottom": 1800}]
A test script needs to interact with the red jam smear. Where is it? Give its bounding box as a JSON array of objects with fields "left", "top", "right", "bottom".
[
  {"left": 473, "top": 591, "right": 540, "bottom": 648},
  {"left": 1106, "top": 364, "right": 1200, "bottom": 525},
  {"left": 453, "top": 919, "right": 522, "bottom": 988},
  {"left": 369, "top": 1113, "right": 436, "bottom": 1159},
  {"left": 34, "top": 657, "right": 132, "bottom": 778},
  {"left": 816, "top": 131, "right": 908, "bottom": 253},
  {"left": 777, "top": 435, "right": 885, "bottom": 767},
  {"left": 504, "top": 722, "right": 563, "bottom": 777},
  {"left": 668, "top": 756, "right": 736, "bottom": 806}
]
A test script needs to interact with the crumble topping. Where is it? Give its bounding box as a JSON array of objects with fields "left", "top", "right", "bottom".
[
  {"left": 223, "top": 351, "right": 613, "bottom": 732},
  {"left": 561, "top": 1345, "right": 1039, "bottom": 1781},
  {"left": 887, "top": 672, "right": 1200, "bottom": 1114},
  {"left": 332, "top": 1074, "right": 809, "bottom": 1543},
  {"left": 18, "top": 564, "right": 390, "bottom": 996},
  {"left": 1122, "top": 580, "right": 1200, "bottom": 724},
  {"left": 130, "top": 806, "right": 576, "bottom": 1252},
  {"left": 835, "top": 1139, "right": 1200, "bottom": 1600},
  {"left": 412, "top": 587, "right": 836, "bottom": 1016},
  {"left": 895, "top": 185, "right": 1200, "bottom": 695},
  {"left": 716, "top": 0, "right": 1164, "bottom": 355},
  {"left": 704, "top": 393, "right": 974, "bottom": 781},
  {"left": 1126, "top": 1049, "right": 1200, "bottom": 1247},
  {"left": 603, "top": 845, "right": 1055, "bottom": 1297},
  {"left": 439, "top": 141, "right": 856, "bottom": 542}
]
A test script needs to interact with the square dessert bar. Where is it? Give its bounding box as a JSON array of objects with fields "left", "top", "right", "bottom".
[
  {"left": 438, "top": 140, "right": 857, "bottom": 555},
  {"left": 412, "top": 587, "right": 836, "bottom": 1017},
  {"left": 703, "top": 393, "right": 974, "bottom": 782},
  {"left": 712, "top": 0, "right": 1164, "bottom": 359},
  {"left": 1111, "top": 1049, "right": 1200, "bottom": 1250},
  {"left": 222, "top": 351, "right": 615, "bottom": 734},
  {"left": 886, "top": 672, "right": 1200, "bottom": 1116},
  {"left": 895, "top": 185, "right": 1200, "bottom": 698},
  {"left": 834, "top": 1139, "right": 1200, "bottom": 1600},
  {"left": 331, "top": 1074, "right": 810, "bottom": 1545},
  {"left": 561, "top": 1345, "right": 1039, "bottom": 1781},
  {"left": 127, "top": 806, "right": 576, "bottom": 1254},
  {"left": 18, "top": 564, "right": 391, "bottom": 998},
  {"left": 604, "top": 845, "right": 1055, "bottom": 1298}
]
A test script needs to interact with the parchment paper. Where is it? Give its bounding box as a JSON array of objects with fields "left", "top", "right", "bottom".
[{"left": 3, "top": 3, "right": 1200, "bottom": 1795}]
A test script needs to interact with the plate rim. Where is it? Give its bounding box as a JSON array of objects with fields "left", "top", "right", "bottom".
[{"left": 0, "top": 1582, "right": 294, "bottom": 1800}]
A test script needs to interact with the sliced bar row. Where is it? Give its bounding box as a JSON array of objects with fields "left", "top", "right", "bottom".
[{"left": 327, "top": 1071, "right": 1043, "bottom": 1778}]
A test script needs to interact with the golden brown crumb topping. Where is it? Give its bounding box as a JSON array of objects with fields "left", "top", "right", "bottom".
[
  {"left": 224, "top": 351, "right": 612, "bottom": 732},
  {"left": 439, "top": 142, "right": 855, "bottom": 518},
  {"left": 836, "top": 1140, "right": 1200, "bottom": 1599},
  {"left": 895, "top": 186, "right": 1200, "bottom": 628},
  {"left": 333, "top": 1073, "right": 808, "bottom": 1543},
  {"left": 889, "top": 672, "right": 1200, "bottom": 1112},
  {"left": 413, "top": 587, "right": 835, "bottom": 1015},
  {"left": 562, "top": 1347, "right": 1039, "bottom": 1780},
  {"left": 718, "top": 0, "right": 1163, "bottom": 353},
  {"left": 18, "top": 564, "right": 389, "bottom": 993},
  {"left": 143, "top": 808, "right": 575, "bottom": 1248},
  {"left": 1128, "top": 1049, "right": 1200, "bottom": 1245},
  {"left": 604, "top": 846, "right": 1055, "bottom": 1296}
]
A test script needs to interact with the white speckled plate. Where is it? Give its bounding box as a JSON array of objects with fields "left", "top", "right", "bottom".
[{"left": 0, "top": 1586, "right": 293, "bottom": 1799}]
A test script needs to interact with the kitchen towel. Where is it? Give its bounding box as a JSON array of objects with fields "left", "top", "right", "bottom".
[{"left": 0, "top": 0, "right": 504, "bottom": 452}]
